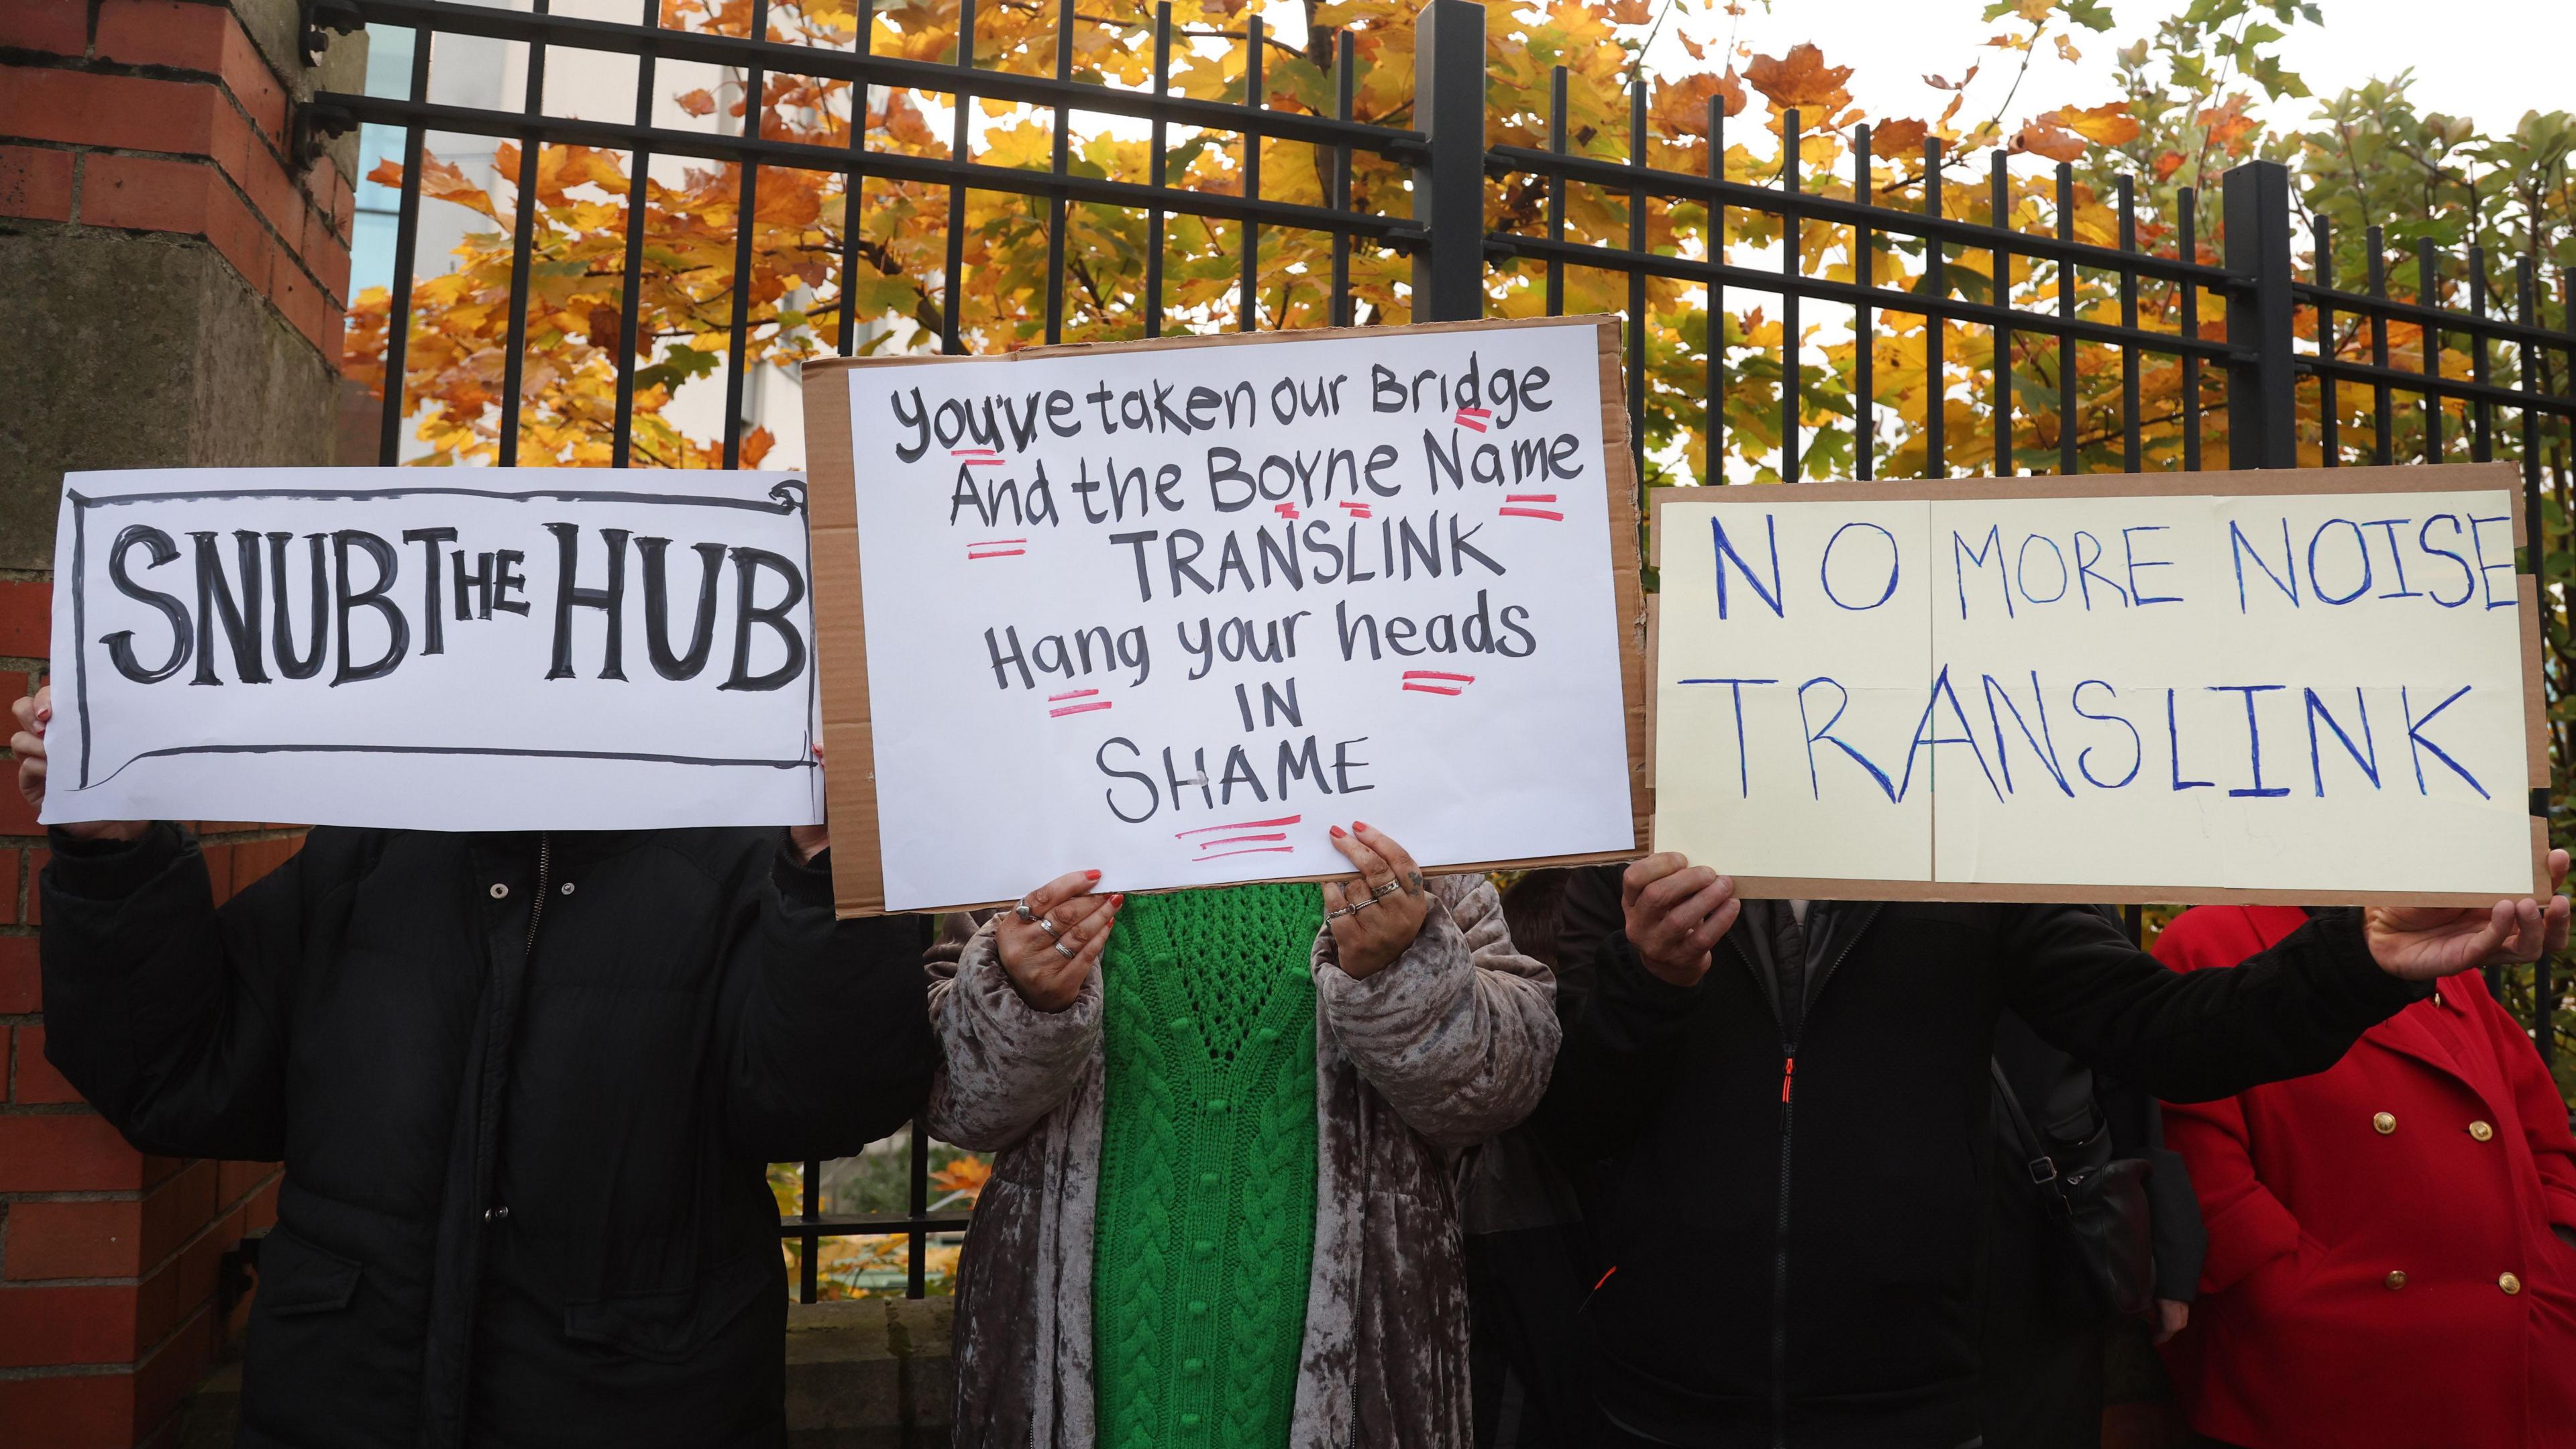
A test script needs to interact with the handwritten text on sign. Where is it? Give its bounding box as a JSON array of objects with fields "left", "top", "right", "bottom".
[
  {"left": 1653, "top": 472, "right": 2538, "bottom": 899},
  {"left": 840, "top": 320, "right": 1636, "bottom": 910},
  {"left": 46, "top": 468, "right": 822, "bottom": 832}
]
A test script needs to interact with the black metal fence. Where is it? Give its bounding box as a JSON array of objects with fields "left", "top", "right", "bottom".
[{"left": 305, "top": 0, "right": 2573, "bottom": 1301}]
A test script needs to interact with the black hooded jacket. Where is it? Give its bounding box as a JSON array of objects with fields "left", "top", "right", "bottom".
[
  {"left": 1532, "top": 877, "right": 2425, "bottom": 1449},
  {"left": 39, "top": 823, "right": 937, "bottom": 1449}
]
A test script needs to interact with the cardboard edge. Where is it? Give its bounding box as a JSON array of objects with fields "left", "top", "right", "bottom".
[
  {"left": 1592, "top": 318, "right": 1654, "bottom": 857},
  {"left": 804, "top": 365, "right": 896, "bottom": 918},
  {"left": 1664, "top": 462, "right": 2527, "bottom": 506},
  {"left": 1721, "top": 876, "right": 2530, "bottom": 908}
]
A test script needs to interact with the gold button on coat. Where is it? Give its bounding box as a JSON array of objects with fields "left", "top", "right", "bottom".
[
  {"left": 2500, "top": 1273, "right": 2523, "bottom": 1295},
  {"left": 2384, "top": 1271, "right": 2408, "bottom": 1290},
  {"left": 2373, "top": 1112, "right": 2397, "bottom": 1134},
  {"left": 2469, "top": 1121, "right": 2495, "bottom": 1142}
]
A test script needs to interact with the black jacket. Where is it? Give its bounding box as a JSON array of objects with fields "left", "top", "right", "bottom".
[
  {"left": 40, "top": 824, "right": 937, "bottom": 1449},
  {"left": 1532, "top": 880, "right": 2424, "bottom": 1449}
]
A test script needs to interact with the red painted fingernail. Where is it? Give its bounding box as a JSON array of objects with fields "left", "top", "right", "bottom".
[
  {"left": 1352, "top": 821, "right": 1371, "bottom": 832},
  {"left": 1085, "top": 870, "right": 1102, "bottom": 880},
  {"left": 1330, "top": 825, "right": 1346, "bottom": 838}
]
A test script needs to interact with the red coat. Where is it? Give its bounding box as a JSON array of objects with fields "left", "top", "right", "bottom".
[{"left": 2153, "top": 906, "right": 2576, "bottom": 1449}]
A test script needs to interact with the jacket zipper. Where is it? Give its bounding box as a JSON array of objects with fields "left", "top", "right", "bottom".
[
  {"left": 525, "top": 834, "right": 551, "bottom": 955},
  {"left": 1754, "top": 904, "right": 1879, "bottom": 1449}
]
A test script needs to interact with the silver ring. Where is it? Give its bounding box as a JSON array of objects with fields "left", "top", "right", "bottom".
[
  {"left": 1370, "top": 879, "right": 1403, "bottom": 901},
  {"left": 1053, "top": 939, "right": 1077, "bottom": 960},
  {"left": 1329, "top": 895, "right": 1381, "bottom": 920},
  {"left": 1039, "top": 916, "right": 1061, "bottom": 938},
  {"left": 1014, "top": 899, "right": 1037, "bottom": 922}
]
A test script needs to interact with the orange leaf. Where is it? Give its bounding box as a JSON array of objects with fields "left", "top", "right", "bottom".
[
  {"left": 2008, "top": 121, "right": 2086, "bottom": 163},
  {"left": 1605, "top": 0, "right": 1650, "bottom": 23},
  {"left": 1743, "top": 44, "right": 1853, "bottom": 115},
  {"left": 2043, "top": 101, "right": 2141, "bottom": 147},
  {"left": 1653, "top": 71, "right": 1747, "bottom": 136},
  {"left": 1871, "top": 118, "right": 1930, "bottom": 158},
  {"left": 677, "top": 88, "right": 717, "bottom": 118},
  {"left": 366, "top": 157, "right": 407, "bottom": 186},
  {"left": 740, "top": 426, "right": 775, "bottom": 468}
]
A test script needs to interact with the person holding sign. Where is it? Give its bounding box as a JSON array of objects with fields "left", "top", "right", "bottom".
[
  {"left": 15, "top": 684, "right": 940, "bottom": 1449},
  {"left": 1532, "top": 855, "right": 2569, "bottom": 1449},
  {"left": 2149, "top": 904, "right": 2576, "bottom": 1449},
  {"left": 924, "top": 823, "right": 1557, "bottom": 1449}
]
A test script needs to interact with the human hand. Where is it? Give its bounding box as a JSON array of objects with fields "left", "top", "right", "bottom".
[
  {"left": 995, "top": 870, "right": 1120, "bottom": 1012},
  {"left": 1322, "top": 821, "right": 1430, "bottom": 980},
  {"left": 1621, "top": 853, "right": 1739, "bottom": 987},
  {"left": 788, "top": 744, "right": 828, "bottom": 863},
  {"left": 2365, "top": 849, "right": 2570, "bottom": 981},
  {"left": 10, "top": 686, "right": 146, "bottom": 844},
  {"left": 2153, "top": 1297, "right": 2189, "bottom": 1345}
]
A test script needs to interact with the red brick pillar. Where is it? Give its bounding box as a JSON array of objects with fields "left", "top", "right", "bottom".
[{"left": 0, "top": 3, "right": 354, "bottom": 1444}]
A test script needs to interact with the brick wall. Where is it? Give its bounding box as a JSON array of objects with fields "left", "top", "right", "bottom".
[{"left": 0, "top": 3, "right": 348, "bottom": 1444}]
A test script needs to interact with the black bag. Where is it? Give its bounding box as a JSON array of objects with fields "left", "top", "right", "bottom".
[{"left": 1989, "top": 1058, "right": 2157, "bottom": 1320}]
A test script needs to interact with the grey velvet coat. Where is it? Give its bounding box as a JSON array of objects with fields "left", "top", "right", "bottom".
[{"left": 926, "top": 874, "right": 1558, "bottom": 1449}]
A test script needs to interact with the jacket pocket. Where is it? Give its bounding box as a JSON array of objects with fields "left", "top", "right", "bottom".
[
  {"left": 561, "top": 1248, "right": 779, "bottom": 1364},
  {"left": 254, "top": 1226, "right": 363, "bottom": 1316}
]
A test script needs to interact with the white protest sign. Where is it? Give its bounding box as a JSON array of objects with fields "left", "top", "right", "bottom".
[
  {"left": 805, "top": 317, "right": 1648, "bottom": 914},
  {"left": 1652, "top": 466, "right": 2546, "bottom": 904},
  {"left": 46, "top": 468, "right": 824, "bottom": 832}
]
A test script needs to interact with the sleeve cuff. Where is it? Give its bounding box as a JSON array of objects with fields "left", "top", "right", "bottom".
[
  {"left": 770, "top": 837, "right": 834, "bottom": 911},
  {"left": 45, "top": 822, "right": 185, "bottom": 901},
  {"left": 2297, "top": 907, "right": 2431, "bottom": 1019},
  {"left": 1601, "top": 930, "right": 1706, "bottom": 1014}
]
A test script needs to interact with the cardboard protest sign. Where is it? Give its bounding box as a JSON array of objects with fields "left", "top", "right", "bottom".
[
  {"left": 804, "top": 316, "right": 1650, "bottom": 915},
  {"left": 1651, "top": 465, "right": 2548, "bottom": 906},
  {"left": 46, "top": 468, "right": 824, "bottom": 832}
]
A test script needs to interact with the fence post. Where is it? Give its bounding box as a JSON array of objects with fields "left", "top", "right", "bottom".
[
  {"left": 2222, "top": 160, "right": 2298, "bottom": 468},
  {"left": 1411, "top": 0, "right": 1486, "bottom": 323}
]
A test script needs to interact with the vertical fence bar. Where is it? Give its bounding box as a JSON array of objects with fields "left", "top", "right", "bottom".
[
  {"left": 943, "top": 0, "right": 975, "bottom": 352},
  {"left": 2118, "top": 176, "right": 2138, "bottom": 473},
  {"left": 612, "top": 0, "right": 659, "bottom": 462},
  {"left": 1921, "top": 138, "right": 1942, "bottom": 478},
  {"left": 1410, "top": 0, "right": 1485, "bottom": 323},
  {"left": 1330, "top": 30, "right": 1353, "bottom": 327},
  {"left": 2316, "top": 216, "right": 2337, "bottom": 466},
  {"left": 1991, "top": 150, "right": 2010, "bottom": 477},
  {"left": 800, "top": 1157, "right": 820, "bottom": 1303},
  {"left": 377, "top": 25, "right": 433, "bottom": 466},
  {"left": 907, "top": 1119, "right": 930, "bottom": 1298},
  {"left": 1239, "top": 15, "right": 1263, "bottom": 332},
  {"left": 1628, "top": 83, "right": 1648, "bottom": 486},
  {"left": 2180, "top": 186, "right": 2200, "bottom": 472},
  {"left": 833, "top": 0, "right": 872, "bottom": 363},
  {"left": 1853, "top": 125, "right": 1871, "bottom": 482},
  {"left": 2221, "top": 160, "right": 2296, "bottom": 469},
  {"left": 2056, "top": 162, "right": 2076, "bottom": 476},
  {"left": 2419, "top": 239, "right": 2443, "bottom": 463},
  {"left": 1545, "top": 68, "right": 1565, "bottom": 317},
  {"left": 1044, "top": 0, "right": 1073, "bottom": 343},
  {"left": 2471, "top": 244, "right": 2493, "bottom": 462},
  {"left": 2369, "top": 227, "right": 2393, "bottom": 465},
  {"left": 2520, "top": 256, "right": 2554, "bottom": 1071},
  {"left": 719, "top": 0, "right": 771, "bottom": 468},
  {"left": 1780, "top": 109, "right": 1801, "bottom": 482},
  {"left": 1144, "top": 5, "right": 1169, "bottom": 338},
  {"left": 1707, "top": 93, "right": 1725, "bottom": 481},
  {"left": 497, "top": 0, "right": 552, "bottom": 468}
]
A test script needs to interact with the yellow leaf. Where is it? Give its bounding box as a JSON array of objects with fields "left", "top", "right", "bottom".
[{"left": 2041, "top": 101, "right": 2140, "bottom": 147}]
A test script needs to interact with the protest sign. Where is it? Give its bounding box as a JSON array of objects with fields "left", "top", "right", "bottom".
[
  {"left": 45, "top": 468, "right": 824, "bottom": 833},
  {"left": 805, "top": 316, "right": 1649, "bottom": 915},
  {"left": 1651, "top": 465, "right": 2547, "bottom": 905}
]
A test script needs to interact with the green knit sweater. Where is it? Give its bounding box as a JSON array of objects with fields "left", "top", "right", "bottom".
[{"left": 1093, "top": 884, "right": 1323, "bottom": 1449}]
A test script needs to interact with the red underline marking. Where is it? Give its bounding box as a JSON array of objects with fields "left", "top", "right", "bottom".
[
  {"left": 968, "top": 538, "right": 1027, "bottom": 547},
  {"left": 1274, "top": 502, "right": 1299, "bottom": 518},
  {"left": 1197, "top": 845, "right": 1299, "bottom": 861},
  {"left": 1175, "top": 814, "right": 1303, "bottom": 839},
  {"left": 1505, "top": 493, "right": 1557, "bottom": 502},
  {"left": 1499, "top": 508, "right": 1565, "bottom": 521},
  {"left": 1403, "top": 683, "right": 1464, "bottom": 696},
  {"left": 967, "top": 549, "right": 1026, "bottom": 559},
  {"left": 1403, "top": 669, "right": 1476, "bottom": 682},
  {"left": 1198, "top": 832, "right": 1289, "bottom": 847},
  {"left": 1049, "top": 701, "right": 1114, "bottom": 717},
  {"left": 1046, "top": 689, "right": 1098, "bottom": 702},
  {"left": 951, "top": 448, "right": 1002, "bottom": 457}
]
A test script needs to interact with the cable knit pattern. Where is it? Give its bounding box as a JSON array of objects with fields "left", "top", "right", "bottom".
[
  {"left": 1093, "top": 885, "right": 1320, "bottom": 1449},
  {"left": 926, "top": 873, "right": 1558, "bottom": 1449}
]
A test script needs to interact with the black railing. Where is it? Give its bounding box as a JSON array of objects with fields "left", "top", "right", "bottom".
[{"left": 307, "top": 0, "right": 2571, "bottom": 1301}]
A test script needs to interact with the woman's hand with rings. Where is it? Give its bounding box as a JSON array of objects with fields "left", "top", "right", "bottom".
[
  {"left": 1323, "top": 822, "right": 1430, "bottom": 981},
  {"left": 996, "top": 869, "right": 1121, "bottom": 1013}
]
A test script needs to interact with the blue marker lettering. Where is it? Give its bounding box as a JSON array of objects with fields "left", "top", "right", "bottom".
[
  {"left": 2072, "top": 680, "right": 2141, "bottom": 788},
  {"left": 2123, "top": 525, "right": 2182, "bottom": 606},
  {"left": 2167, "top": 688, "right": 2216, "bottom": 791},
  {"left": 2467, "top": 515, "right": 2515, "bottom": 610},
  {"left": 2306, "top": 518, "right": 2371, "bottom": 604},
  {"left": 2229, "top": 517, "right": 2300, "bottom": 611},
  {"left": 1898, "top": 665, "right": 2003, "bottom": 803},
  {"left": 2402, "top": 685, "right": 2489, "bottom": 798},
  {"left": 2418, "top": 515, "right": 2476, "bottom": 608},
  {"left": 2363, "top": 519, "right": 2424, "bottom": 600},
  {"left": 2015, "top": 534, "right": 2070, "bottom": 606},
  {"left": 1983, "top": 672, "right": 2074, "bottom": 797},
  {"left": 1820, "top": 522, "right": 1901, "bottom": 610},
  {"left": 2208, "top": 684, "right": 2290, "bottom": 797},
  {"left": 2303, "top": 687, "right": 2379, "bottom": 795},
  {"left": 2074, "top": 531, "right": 2128, "bottom": 611},
  {"left": 1797, "top": 676, "right": 1897, "bottom": 802},
  {"left": 1680, "top": 677, "right": 1778, "bottom": 797},
  {"left": 1953, "top": 525, "right": 2014, "bottom": 619}
]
